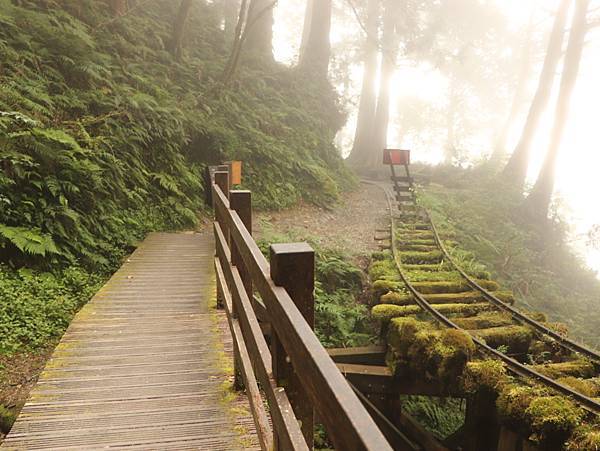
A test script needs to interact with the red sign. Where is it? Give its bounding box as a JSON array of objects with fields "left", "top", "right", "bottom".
[{"left": 383, "top": 149, "right": 410, "bottom": 165}]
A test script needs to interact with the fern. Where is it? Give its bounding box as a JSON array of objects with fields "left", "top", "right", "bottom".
[{"left": 0, "top": 225, "right": 59, "bottom": 257}]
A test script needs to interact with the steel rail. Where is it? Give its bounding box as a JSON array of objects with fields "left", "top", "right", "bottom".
[
  {"left": 363, "top": 180, "right": 600, "bottom": 415},
  {"left": 423, "top": 209, "right": 600, "bottom": 365}
]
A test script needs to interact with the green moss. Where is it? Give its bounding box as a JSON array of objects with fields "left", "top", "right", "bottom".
[
  {"left": 497, "top": 384, "right": 547, "bottom": 430},
  {"left": 566, "top": 424, "right": 600, "bottom": 451},
  {"left": 399, "top": 244, "right": 439, "bottom": 252},
  {"left": 524, "top": 311, "right": 547, "bottom": 322},
  {"left": 526, "top": 396, "right": 585, "bottom": 446},
  {"left": 433, "top": 302, "right": 496, "bottom": 316},
  {"left": 371, "top": 250, "right": 392, "bottom": 261},
  {"left": 0, "top": 405, "right": 16, "bottom": 434},
  {"left": 369, "top": 259, "right": 399, "bottom": 281},
  {"left": 405, "top": 270, "right": 463, "bottom": 282},
  {"left": 557, "top": 377, "right": 600, "bottom": 398},
  {"left": 387, "top": 318, "right": 474, "bottom": 386},
  {"left": 453, "top": 312, "right": 514, "bottom": 329},
  {"left": 531, "top": 360, "right": 595, "bottom": 379},
  {"left": 403, "top": 263, "right": 453, "bottom": 271},
  {"left": 544, "top": 322, "right": 569, "bottom": 336},
  {"left": 397, "top": 239, "right": 437, "bottom": 246},
  {"left": 462, "top": 359, "right": 509, "bottom": 394},
  {"left": 380, "top": 291, "right": 413, "bottom": 305},
  {"left": 410, "top": 279, "right": 499, "bottom": 294},
  {"left": 372, "top": 304, "right": 421, "bottom": 321},
  {"left": 371, "top": 279, "right": 403, "bottom": 299},
  {"left": 399, "top": 250, "right": 443, "bottom": 264},
  {"left": 470, "top": 325, "right": 534, "bottom": 354}
]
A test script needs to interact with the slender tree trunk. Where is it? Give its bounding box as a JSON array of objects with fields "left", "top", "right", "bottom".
[
  {"left": 502, "top": 0, "right": 571, "bottom": 189},
  {"left": 219, "top": 0, "right": 241, "bottom": 38},
  {"left": 367, "top": 0, "right": 399, "bottom": 170},
  {"left": 244, "top": 0, "right": 275, "bottom": 59},
  {"left": 491, "top": 10, "right": 536, "bottom": 164},
  {"left": 108, "top": 0, "right": 128, "bottom": 16},
  {"left": 222, "top": 0, "right": 250, "bottom": 84},
  {"left": 299, "top": 0, "right": 332, "bottom": 79},
  {"left": 299, "top": 0, "right": 314, "bottom": 61},
  {"left": 524, "top": 0, "right": 589, "bottom": 219},
  {"left": 168, "top": 0, "right": 194, "bottom": 60},
  {"left": 347, "top": 0, "right": 380, "bottom": 166}
]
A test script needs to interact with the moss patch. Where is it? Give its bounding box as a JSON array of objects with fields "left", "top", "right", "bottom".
[
  {"left": 410, "top": 279, "right": 499, "bottom": 294},
  {"left": 531, "top": 360, "right": 595, "bottom": 379},
  {"left": 469, "top": 325, "right": 534, "bottom": 354}
]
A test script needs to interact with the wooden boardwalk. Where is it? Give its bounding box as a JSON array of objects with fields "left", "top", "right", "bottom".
[{"left": 2, "top": 232, "right": 260, "bottom": 450}]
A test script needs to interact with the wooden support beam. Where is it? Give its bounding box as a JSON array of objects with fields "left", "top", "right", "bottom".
[{"left": 270, "top": 243, "right": 315, "bottom": 450}]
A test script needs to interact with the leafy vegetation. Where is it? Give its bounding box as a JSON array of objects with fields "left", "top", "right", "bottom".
[
  {"left": 0, "top": 0, "right": 353, "bottom": 269},
  {"left": 257, "top": 223, "right": 375, "bottom": 348},
  {"left": 417, "top": 166, "right": 600, "bottom": 347},
  {"left": 0, "top": 265, "right": 104, "bottom": 354}
]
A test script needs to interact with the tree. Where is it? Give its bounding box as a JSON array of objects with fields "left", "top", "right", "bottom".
[
  {"left": 299, "top": 0, "right": 332, "bottom": 79},
  {"left": 221, "top": 0, "right": 277, "bottom": 84},
  {"left": 167, "top": 0, "right": 194, "bottom": 60},
  {"left": 299, "top": 0, "right": 314, "bottom": 60},
  {"left": 368, "top": 0, "right": 400, "bottom": 169},
  {"left": 347, "top": 0, "right": 380, "bottom": 167},
  {"left": 490, "top": 9, "right": 536, "bottom": 164},
  {"left": 502, "top": 0, "right": 571, "bottom": 189},
  {"left": 244, "top": 0, "right": 276, "bottom": 58},
  {"left": 524, "top": 0, "right": 589, "bottom": 219},
  {"left": 108, "top": 0, "right": 128, "bottom": 17}
]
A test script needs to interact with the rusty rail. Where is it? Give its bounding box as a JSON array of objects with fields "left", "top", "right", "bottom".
[{"left": 212, "top": 171, "right": 392, "bottom": 451}]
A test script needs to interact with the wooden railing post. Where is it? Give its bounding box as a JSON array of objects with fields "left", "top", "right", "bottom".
[
  {"left": 213, "top": 170, "right": 229, "bottom": 310},
  {"left": 270, "top": 243, "right": 315, "bottom": 449},
  {"left": 230, "top": 190, "right": 252, "bottom": 390}
]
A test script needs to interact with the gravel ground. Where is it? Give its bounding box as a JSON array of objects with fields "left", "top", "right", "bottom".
[{"left": 257, "top": 182, "right": 389, "bottom": 258}]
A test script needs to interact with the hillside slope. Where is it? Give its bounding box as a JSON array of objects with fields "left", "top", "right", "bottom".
[{"left": 0, "top": 0, "right": 353, "bottom": 269}]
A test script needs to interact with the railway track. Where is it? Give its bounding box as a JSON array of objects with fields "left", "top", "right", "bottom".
[{"left": 365, "top": 178, "right": 600, "bottom": 417}]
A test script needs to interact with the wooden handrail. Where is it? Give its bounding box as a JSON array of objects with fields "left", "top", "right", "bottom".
[{"left": 212, "top": 179, "right": 391, "bottom": 451}]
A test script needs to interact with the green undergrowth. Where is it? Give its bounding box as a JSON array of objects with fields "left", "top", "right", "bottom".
[
  {"left": 418, "top": 167, "right": 600, "bottom": 348},
  {"left": 0, "top": 0, "right": 353, "bottom": 270},
  {"left": 257, "top": 223, "right": 376, "bottom": 348},
  {"left": 0, "top": 264, "right": 105, "bottom": 354},
  {"left": 401, "top": 395, "right": 465, "bottom": 440}
]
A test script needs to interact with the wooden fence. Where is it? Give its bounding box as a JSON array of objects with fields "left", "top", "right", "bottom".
[{"left": 212, "top": 169, "right": 392, "bottom": 450}]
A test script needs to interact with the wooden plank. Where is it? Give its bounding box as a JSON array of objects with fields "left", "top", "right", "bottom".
[
  {"left": 328, "top": 346, "right": 386, "bottom": 365},
  {"left": 3, "top": 233, "right": 260, "bottom": 450},
  {"left": 336, "top": 364, "right": 395, "bottom": 395},
  {"left": 350, "top": 384, "right": 420, "bottom": 451},
  {"left": 213, "top": 186, "right": 392, "bottom": 450},
  {"left": 270, "top": 243, "right": 315, "bottom": 449},
  {"left": 215, "top": 257, "right": 273, "bottom": 451},
  {"left": 214, "top": 223, "right": 308, "bottom": 451}
]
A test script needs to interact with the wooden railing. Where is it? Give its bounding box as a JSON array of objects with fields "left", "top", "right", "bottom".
[{"left": 212, "top": 170, "right": 391, "bottom": 450}]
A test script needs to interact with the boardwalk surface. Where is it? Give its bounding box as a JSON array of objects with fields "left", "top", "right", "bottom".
[{"left": 2, "top": 232, "right": 259, "bottom": 450}]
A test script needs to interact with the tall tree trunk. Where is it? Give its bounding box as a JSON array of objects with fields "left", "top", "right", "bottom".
[
  {"left": 491, "top": 10, "right": 535, "bottom": 164},
  {"left": 168, "top": 0, "right": 194, "bottom": 60},
  {"left": 108, "top": 0, "right": 128, "bottom": 16},
  {"left": 347, "top": 0, "right": 380, "bottom": 166},
  {"left": 218, "top": 0, "right": 241, "bottom": 38},
  {"left": 502, "top": 0, "right": 571, "bottom": 189},
  {"left": 244, "top": 0, "right": 275, "bottom": 59},
  {"left": 524, "top": 0, "right": 589, "bottom": 219},
  {"left": 367, "top": 0, "right": 399, "bottom": 170},
  {"left": 299, "top": 0, "right": 314, "bottom": 61},
  {"left": 299, "top": 0, "right": 332, "bottom": 79},
  {"left": 221, "top": 0, "right": 250, "bottom": 84}
]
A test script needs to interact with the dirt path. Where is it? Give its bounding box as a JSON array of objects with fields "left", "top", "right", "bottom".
[{"left": 257, "top": 182, "right": 389, "bottom": 257}]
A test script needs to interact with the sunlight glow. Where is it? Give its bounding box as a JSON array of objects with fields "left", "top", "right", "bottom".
[{"left": 273, "top": 0, "right": 600, "bottom": 273}]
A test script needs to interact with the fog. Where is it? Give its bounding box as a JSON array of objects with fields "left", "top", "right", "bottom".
[{"left": 274, "top": 0, "right": 600, "bottom": 272}]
